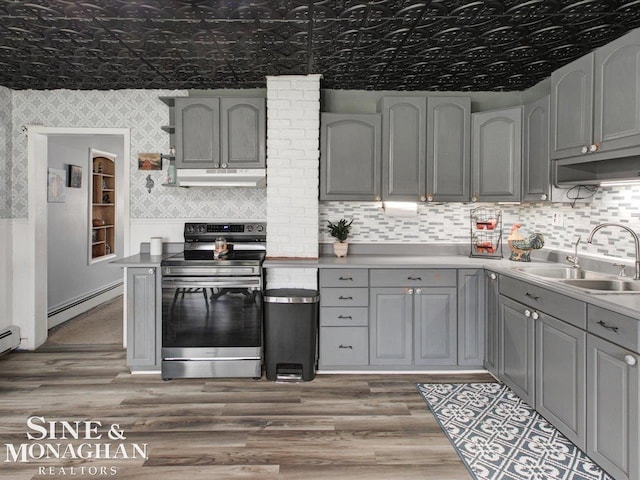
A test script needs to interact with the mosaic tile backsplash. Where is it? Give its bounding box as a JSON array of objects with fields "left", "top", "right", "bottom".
[
  {"left": 320, "top": 185, "right": 640, "bottom": 261},
  {"left": 0, "top": 86, "right": 11, "bottom": 219},
  {"left": 10, "top": 89, "right": 266, "bottom": 220}
]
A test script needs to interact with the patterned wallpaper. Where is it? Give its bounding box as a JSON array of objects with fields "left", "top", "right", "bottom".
[
  {"left": 0, "top": 86, "right": 11, "bottom": 219},
  {"left": 320, "top": 184, "right": 640, "bottom": 261},
  {"left": 10, "top": 89, "right": 266, "bottom": 220}
]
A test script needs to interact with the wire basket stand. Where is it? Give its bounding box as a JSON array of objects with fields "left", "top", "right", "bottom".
[{"left": 470, "top": 207, "right": 503, "bottom": 259}]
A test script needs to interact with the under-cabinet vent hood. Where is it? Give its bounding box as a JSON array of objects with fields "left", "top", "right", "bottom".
[{"left": 176, "top": 169, "right": 266, "bottom": 187}]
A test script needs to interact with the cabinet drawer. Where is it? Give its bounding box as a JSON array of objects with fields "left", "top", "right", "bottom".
[
  {"left": 500, "top": 276, "right": 586, "bottom": 329},
  {"left": 320, "top": 307, "right": 368, "bottom": 327},
  {"left": 320, "top": 269, "right": 368, "bottom": 287},
  {"left": 320, "top": 288, "right": 368, "bottom": 307},
  {"left": 370, "top": 269, "right": 456, "bottom": 287},
  {"left": 319, "top": 327, "right": 369, "bottom": 366},
  {"left": 588, "top": 305, "right": 639, "bottom": 353}
]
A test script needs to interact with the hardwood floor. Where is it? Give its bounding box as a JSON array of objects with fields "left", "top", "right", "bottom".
[{"left": 0, "top": 345, "right": 494, "bottom": 479}]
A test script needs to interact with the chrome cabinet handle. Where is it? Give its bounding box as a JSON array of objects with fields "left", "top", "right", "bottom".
[
  {"left": 581, "top": 145, "right": 589, "bottom": 154},
  {"left": 597, "top": 320, "right": 619, "bottom": 333},
  {"left": 407, "top": 289, "right": 414, "bottom": 295},
  {"left": 416, "top": 288, "right": 422, "bottom": 294},
  {"left": 541, "top": 194, "right": 548, "bottom": 200},
  {"left": 489, "top": 273, "right": 497, "bottom": 280},
  {"left": 524, "top": 309, "right": 531, "bottom": 318},
  {"left": 589, "top": 144, "right": 599, "bottom": 153},
  {"left": 338, "top": 315, "right": 352, "bottom": 319},
  {"left": 525, "top": 292, "right": 540, "bottom": 301},
  {"left": 407, "top": 276, "right": 422, "bottom": 281},
  {"left": 339, "top": 344, "right": 353, "bottom": 350},
  {"left": 338, "top": 296, "right": 353, "bottom": 300},
  {"left": 625, "top": 355, "right": 637, "bottom": 366},
  {"left": 148, "top": 268, "right": 155, "bottom": 275},
  {"left": 531, "top": 311, "right": 539, "bottom": 320}
]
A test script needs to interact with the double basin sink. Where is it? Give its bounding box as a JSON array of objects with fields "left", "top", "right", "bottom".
[{"left": 514, "top": 266, "right": 640, "bottom": 294}]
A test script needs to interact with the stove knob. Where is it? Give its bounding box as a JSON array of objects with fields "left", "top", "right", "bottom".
[
  {"left": 256, "top": 224, "right": 265, "bottom": 233},
  {"left": 185, "top": 225, "right": 195, "bottom": 234},
  {"left": 246, "top": 225, "right": 254, "bottom": 232},
  {"left": 197, "top": 225, "right": 206, "bottom": 233}
]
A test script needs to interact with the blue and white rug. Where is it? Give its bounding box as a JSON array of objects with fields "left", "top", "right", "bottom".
[{"left": 416, "top": 383, "right": 614, "bottom": 480}]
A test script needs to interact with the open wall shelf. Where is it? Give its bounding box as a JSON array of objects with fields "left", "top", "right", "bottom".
[{"left": 89, "top": 149, "right": 117, "bottom": 263}]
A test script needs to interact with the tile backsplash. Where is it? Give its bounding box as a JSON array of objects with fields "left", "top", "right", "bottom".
[{"left": 320, "top": 184, "right": 640, "bottom": 261}]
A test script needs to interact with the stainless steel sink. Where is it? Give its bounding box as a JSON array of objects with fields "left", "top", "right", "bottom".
[
  {"left": 514, "top": 267, "right": 609, "bottom": 280},
  {"left": 559, "top": 279, "right": 640, "bottom": 293}
]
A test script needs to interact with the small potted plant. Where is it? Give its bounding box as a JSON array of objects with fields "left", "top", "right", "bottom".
[{"left": 327, "top": 218, "right": 353, "bottom": 257}]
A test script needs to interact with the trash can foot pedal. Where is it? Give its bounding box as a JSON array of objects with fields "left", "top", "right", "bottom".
[{"left": 275, "top": 363, "right": 303, "bottom": 383}]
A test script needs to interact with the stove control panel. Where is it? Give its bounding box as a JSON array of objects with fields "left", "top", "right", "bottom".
[{"left": 184, "top": 223, "right": 266, "bottom": 241}]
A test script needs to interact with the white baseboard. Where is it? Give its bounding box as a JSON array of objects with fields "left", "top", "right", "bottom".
[{"left": 48, "top": 283, "right": 123, "bottom": 329}]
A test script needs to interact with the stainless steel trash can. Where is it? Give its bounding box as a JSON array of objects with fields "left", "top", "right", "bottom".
[{"left": 263, "top": 289, "right": 319, "bottom": 382}]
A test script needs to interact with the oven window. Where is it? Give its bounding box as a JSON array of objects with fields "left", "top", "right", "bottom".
[{"left": 162, "top": 286, "right": 262, "bottom": 348}]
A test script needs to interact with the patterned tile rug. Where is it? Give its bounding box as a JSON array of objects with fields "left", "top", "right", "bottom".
[{"left": 416, "top": 383, "right": 614, "bottom": 480}]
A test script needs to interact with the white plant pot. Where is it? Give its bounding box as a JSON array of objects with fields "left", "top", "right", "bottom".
[{"left": 333, "top": 242, "right": 349, "bottom": 257}]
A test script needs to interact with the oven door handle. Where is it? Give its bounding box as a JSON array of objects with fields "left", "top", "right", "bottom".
[{"left": 162, "top": 277, "right": 262, "bottom": 289}]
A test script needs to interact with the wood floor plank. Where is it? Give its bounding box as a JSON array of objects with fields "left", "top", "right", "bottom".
[{"left": 0, "top": 346, "right": 486, "bottom": 479}]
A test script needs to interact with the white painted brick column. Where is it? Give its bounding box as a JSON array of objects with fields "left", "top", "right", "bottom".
[{"left": 265, "top": 74, "right": 321, "bottom": 290}]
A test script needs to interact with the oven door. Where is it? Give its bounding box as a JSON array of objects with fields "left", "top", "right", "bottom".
[{"left": 161, "top": 275, "right": 263, "bottom": 378}]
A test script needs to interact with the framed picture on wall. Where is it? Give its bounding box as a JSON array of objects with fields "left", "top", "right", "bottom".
[
  {"left": 138, "top": 152, "right": 161, "bottom": 170},
  {"left": 47, "top": 168, "right": 66, "bottom": 203},
  {"left": 68, "top": 164, "right": 82, "bottom": 188}
]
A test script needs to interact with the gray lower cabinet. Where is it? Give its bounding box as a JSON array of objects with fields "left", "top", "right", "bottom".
[
  {"left": 427, "top": 96, "right": 471, "bottom": 202},
  {"left": 369, "top": 288, "right": 413, "bottom": 365},
  {"left": 413, "top": 286, "right": 457, "bottom": 365},
  {"left": 471, "top": 106, "right": 522, "bottom": 202},
  {"left": 220, "top": 98, "right": 266, "bottom": 168},
  {"left": 379, "top": 97, "right": 426, "bottom": 201},
  {"left": 587, "top": 334, "right": 639, "bottom": 480},
  {"left": 522, "top": 95, "right": 550, "bottom": 202},
  {"left": 175, "top": 97, "right": 220, "bottom": 168},
  {"left": 458, "top": 269, "right": 485, "bottom": 367},
  {"left": 484, "top": 271, "right": 499, "bottom": 376},
  {"left": 498, "top": 295, "right": 535, "bottom": 405},
  {"left": 535, "top": 314, "right": 586, "bottom": 449},
  {"left": 320, "top": 113, "right": 382, "bottom": 201},
  {"left": 126, "top": 267, "right": 160, "bottom": 370}
]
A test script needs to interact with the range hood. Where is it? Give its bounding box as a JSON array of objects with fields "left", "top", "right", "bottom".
[{"left": 176, "top": 168, "right": 266, "bottom": 187}]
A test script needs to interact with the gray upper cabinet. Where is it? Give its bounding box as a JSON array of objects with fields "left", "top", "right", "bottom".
[
  {"left": 175, "top": 97, "right": 220, "bottom": 169},
  {"left": 427, "top": 97, "right": 471, "bottom": 202},
  {"left": 458, "top": 269, "right": 485, "bottom": 367},
  {"left": 220, "top": 98, "right": 266, "bottom": 168},
  {"left": 587, "top": 334, "right": 639, "bottom": 480},
  {"left": 536, "top": 313, "right": 586, "bottom": 450},
  {"left": 174, "top": 97, "right": 265, "bottom": 169},
  {"left": 126, "top": 267, "right": 160, "bottom": 370},
  {"left": 550, "top": 54, "right": 594, "bottom": 160},
  {"left": 594, "top": 28, "right": 640, "bottom": 154},
  {"left": 320, "top": 113, "right": 382, "bottom": 201},
  {"left": 551, "top": 28, "right": 640, "bottom": 161},
  {"left": 522, "top": 95, "right": 550, "bottom": 202},
  {"left": 471, "top": 107, "right": 522, "bottom": 202},
  {"left": 380, "top": 97, "right": 426, "bottom": 201}
]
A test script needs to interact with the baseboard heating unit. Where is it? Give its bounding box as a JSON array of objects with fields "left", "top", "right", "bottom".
[{"left": 0, "top": 326, "right": 20, "bottom": 356}]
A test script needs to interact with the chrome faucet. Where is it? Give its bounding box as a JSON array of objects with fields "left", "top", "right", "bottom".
[
  {"left": 586, "top": 223, "right": 640, "bottom": 280},
  {"left": 565, "top": 236, "right": 581, "bottom": 268}
]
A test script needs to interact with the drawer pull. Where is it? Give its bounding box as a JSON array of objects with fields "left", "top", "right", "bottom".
[
  {"left": 525, "top": 292, "right": 540, "bottom": 301},
  {"left": 338, "top": 315, "right": 352, "bottom": 320},
  {"left": 339, "top": 276, "right": 353, "bottom": 281},
  {"left": 597, "top": 320, "right": 619, "bottom": 333},
  {"left": 407, "top": 276, "right": 422, "bottom": 281},
  {"left": 339, "top": 344, "right": 353, "bottom": 350},
  {"left": 338, "top": 296, "right": 353, "bottom": 300},
  {"left": 625, "top": 355, "right": 637, "bottom": 366}
]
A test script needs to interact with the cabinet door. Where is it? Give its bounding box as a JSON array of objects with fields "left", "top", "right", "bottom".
[
  {"left": 471, "top": 107, "right": 522, "bottom": 202},
  {"left": 522, "top": 95, "right": 550, "bottom": 202},
  {"left": 175, "top": 97, "right": 220, "bottom": 168},
  {"left": 380, "top": 97, "right": 426, "bottom": 201},
  {"left": 594, "top": 28, "right": 640, "bottom": 153},
  {"left": 550, "top": 53, "right": 594, "bottom": 160},
  {"left": 427, "top": 96, "right": 471, "bottom": 202},
  {"left": 126, "top": 267, "right": 158, "bottom": 369},
  {"left": 414, "top": 287, "right": 457, "bottom": 366},
  {"left": 499, "top": 295, "right": 535, "bottom": 405},
  {"left": 536, "top": 314, "right": 586, "bottom": 449},
  {"left": 369, "top": 288, "right": 412, "bottom": 365},
  {"left": 220, "top": 98, "right": 266, "bottom": 168},
  {"left": 587, "top": 334, "right": 639, "bottom": 480},
  {"left": 484, "top": 271, "right": 499, "bottom": 376},
  {"left": 458, "top": 269, "right": 485, "bottom": 367},
  {"left": 320, "top": 113, "right": 382, "bottom": 201}
]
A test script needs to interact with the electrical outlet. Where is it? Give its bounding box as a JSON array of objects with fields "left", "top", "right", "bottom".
[{"left": 552, "top": 212, "right": 564, "bottom": 227}]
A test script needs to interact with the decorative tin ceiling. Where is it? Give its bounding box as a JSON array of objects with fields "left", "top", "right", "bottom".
[{"left": 1, "top": 0, "right": 640, "bottom": 91}]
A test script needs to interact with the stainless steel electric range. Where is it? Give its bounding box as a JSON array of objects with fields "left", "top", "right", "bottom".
[{"left": 160, "top": 222, "right": 266, "bottom": 380}]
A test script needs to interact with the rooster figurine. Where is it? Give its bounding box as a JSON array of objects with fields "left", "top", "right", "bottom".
[{"left": 507, "top": 224, "right": 544, "bottom": 262}]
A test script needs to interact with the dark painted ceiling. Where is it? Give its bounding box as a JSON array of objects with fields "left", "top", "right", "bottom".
[{"left": 1, "top": 0, "right": 640, "bottom": 91}]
